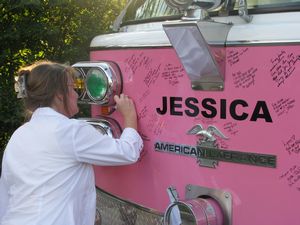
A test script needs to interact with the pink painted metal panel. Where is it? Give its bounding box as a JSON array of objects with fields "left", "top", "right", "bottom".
[{"left": 90, "top": 46, "right": 300, "bottom": 225}]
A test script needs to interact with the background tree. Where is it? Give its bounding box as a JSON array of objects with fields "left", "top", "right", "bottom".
[{"left": 0, "top": 0, "right": 126, "bottom": 169}]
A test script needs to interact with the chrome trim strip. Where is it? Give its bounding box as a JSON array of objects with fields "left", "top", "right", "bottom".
[
  {"left": 90, "top": 46, "right": 172, "bottom": 50},
  {"left": 89, "top": 40, "right": 300, "bottom": 50},
  {"left": 226, "top": 40, "right": 300, "bottom": 47}
]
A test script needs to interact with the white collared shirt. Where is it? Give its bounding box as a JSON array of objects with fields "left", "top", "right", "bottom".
[{"left": 0, "top": 107, "right": 143, "bottom": 225}]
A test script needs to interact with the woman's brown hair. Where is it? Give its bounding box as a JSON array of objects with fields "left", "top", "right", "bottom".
[{"left": 18, "top": 61, "right": 76, "bottom": 115}]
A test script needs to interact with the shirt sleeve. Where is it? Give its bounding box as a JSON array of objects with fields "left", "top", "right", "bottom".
[
  {"left": 72, "top": 121, "right": 143, "bottom": 166},
  {"left": 0, "top": 176, "right": 9, "bottom": 220}
]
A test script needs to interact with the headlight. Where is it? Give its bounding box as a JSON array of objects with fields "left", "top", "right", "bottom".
[
  {"left": 79, "top": 117, "right": 122, "bottom": 138},
  {"left": 72, "top": 61, "right": 122, "bottom": 106},
  {"left": 86, "top": 68, "right": 108, "bottom": 102},
  {"left": 74, "top": 68, "right": 85, "bottom": 99}
]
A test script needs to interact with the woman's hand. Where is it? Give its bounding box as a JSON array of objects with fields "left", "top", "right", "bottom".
[{"left": 114, "top": 94, "right": 137, "bottom": 130}]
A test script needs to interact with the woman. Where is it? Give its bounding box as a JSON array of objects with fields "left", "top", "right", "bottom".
[{"left": 0, "top": 61, "right": 143, "bottom": 225}]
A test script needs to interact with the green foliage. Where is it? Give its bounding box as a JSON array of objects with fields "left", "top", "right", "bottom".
[{"left": 0, "top": 0, "right": 126, "bottom": 167}]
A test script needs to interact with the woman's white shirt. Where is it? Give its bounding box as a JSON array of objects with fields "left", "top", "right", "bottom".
[{"left": 0, "top": 107, "right": 143, "bottom": 225}]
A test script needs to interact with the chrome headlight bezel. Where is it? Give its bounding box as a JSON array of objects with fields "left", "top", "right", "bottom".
[
  {"left": 79, "top": 117, "right": 122, "bottom": 138},
  {"left": 72, "top": 61, "right": 122, "bottom": 106}
]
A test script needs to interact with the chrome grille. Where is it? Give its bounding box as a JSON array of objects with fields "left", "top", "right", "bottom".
[{"left": 95, "top": 188, "right": 163, "bottom": 225}]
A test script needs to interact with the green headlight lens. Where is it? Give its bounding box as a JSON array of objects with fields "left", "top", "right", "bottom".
[{"left": 86, "top": 68, "right": 108, "bottom": 101}]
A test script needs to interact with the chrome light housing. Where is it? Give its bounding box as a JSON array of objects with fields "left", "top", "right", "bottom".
[
  {"left": 79, "top": 117, "right": 122, "bottom": 138},
  {"left": 72, "top": 61, "right": 122, "bottom": 106}
]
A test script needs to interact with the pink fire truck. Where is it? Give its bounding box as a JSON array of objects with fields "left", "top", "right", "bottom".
[{"left": 72, "top": 0, "right": 300, "bottom": 224}]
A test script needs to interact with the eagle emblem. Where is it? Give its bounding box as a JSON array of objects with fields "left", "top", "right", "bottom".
[
  {"left": 187, "top": 124, "right": 228, "bottom": 168},
  {"left": 187, "top": 124, "right": 228, "bottom": 142}
]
